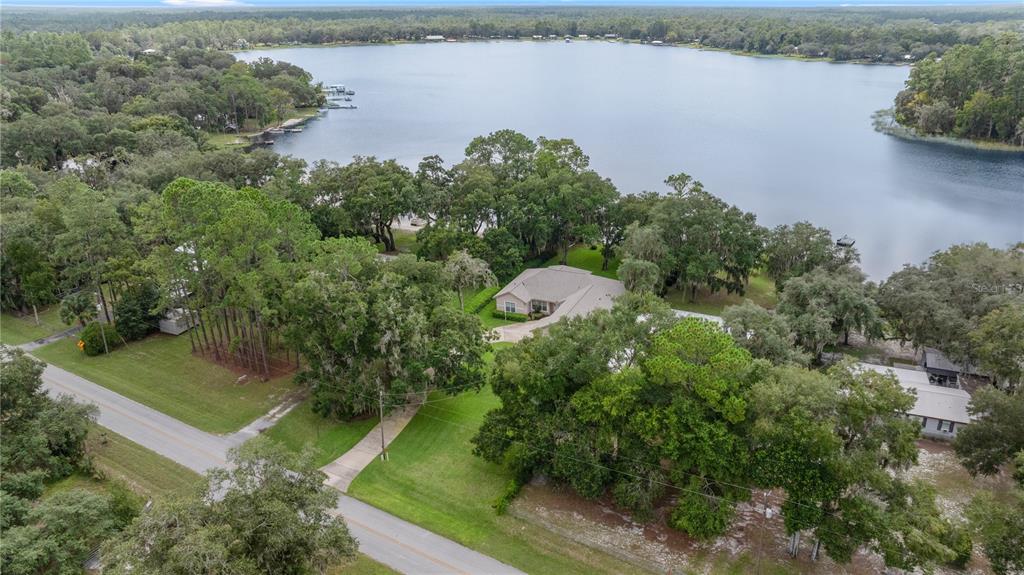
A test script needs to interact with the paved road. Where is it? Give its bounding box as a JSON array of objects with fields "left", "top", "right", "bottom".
[{"left": 36, "top": 355, "right": 524, "bottom": 575}]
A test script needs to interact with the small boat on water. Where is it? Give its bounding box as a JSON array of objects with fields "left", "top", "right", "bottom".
[
  {"left": 285, "top": 128, "right": 303, "bottom": 133},
  {"left": 267, "top": 128, "right": 284, "bottom": 135},
  {"left": 337, "top": 104, "right": 357, "bottom": 109}
]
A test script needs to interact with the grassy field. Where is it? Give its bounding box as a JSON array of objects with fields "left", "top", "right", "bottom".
[
  {"left": 1, "top": 305, "right": 67, "bottom": 346},
  {"left": 664, "top": 271, "right": 778, "bottom": 316},
  {"left": 33, "top": 334, "right": 295, "bottom": 434},
  {"left": 347, "top": 386, "right": 647, "bottom": 575},
  {"left": 265, "top": 401, "right": 379, "bottom": 467},
  {"left": 543, "top": 245, "right": 619, "bottom": 279}
]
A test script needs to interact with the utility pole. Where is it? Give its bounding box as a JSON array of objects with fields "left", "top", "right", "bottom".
[{"left": 378, "top": 387, "right": 389, "bottom": 461}]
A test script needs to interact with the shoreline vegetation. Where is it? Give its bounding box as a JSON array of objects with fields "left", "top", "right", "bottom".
[{"left": 873, "top": 109, "right": 1024, "bottom": 153}]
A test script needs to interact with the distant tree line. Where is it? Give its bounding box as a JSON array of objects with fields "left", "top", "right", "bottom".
[
  {"left": 894, "top": 34, "right": 1024, "bottom": 145},
  {"left": 3, "top": 5, "right": 1023, "bottom": 63}
]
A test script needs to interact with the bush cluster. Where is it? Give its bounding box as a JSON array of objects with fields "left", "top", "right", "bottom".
[
  {"left": 491, "top": 310, "right": 530, "bottom": 322},
  {"left": 79, "top": 322, "right": 123, "bottom": 356}
]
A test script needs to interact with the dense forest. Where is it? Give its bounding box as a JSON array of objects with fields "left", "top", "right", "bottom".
[
  {"left": 4, "top": 5, "right": 1023, "bottom": 63},
  {"left": 893, "top": 34, "right": 1024, "bottom": 145},
  {"left": 0, "top": 33, "right": 323, "bottom": 169}
]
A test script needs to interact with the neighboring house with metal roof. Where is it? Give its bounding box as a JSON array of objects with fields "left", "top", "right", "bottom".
[{"left": 858, "top": 363, "right": 973, "bottom": 439}]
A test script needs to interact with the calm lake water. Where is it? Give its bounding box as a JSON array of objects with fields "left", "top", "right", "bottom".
[{"left": 239, "top": 41, "right": 1024, "bottom": 278}]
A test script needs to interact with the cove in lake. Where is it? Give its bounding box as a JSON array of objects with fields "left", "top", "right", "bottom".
[{"left": 239, "top": 41, "right": 1024, "bottom": 279}]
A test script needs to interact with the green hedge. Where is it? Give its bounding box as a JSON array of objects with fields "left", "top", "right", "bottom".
[
  {"left": 491, "top": 310, "right": 530, "bottom": 322},
  {"left": 467, "top": 286, "right": 501, "bottom": 314},
  {"left": 79, "top": 322, "right": 123, "bottom": 356}
]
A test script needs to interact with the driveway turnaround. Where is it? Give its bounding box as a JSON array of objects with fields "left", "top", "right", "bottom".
[{"left": 35, "top": 354, "right": 524, "bottom": 575}]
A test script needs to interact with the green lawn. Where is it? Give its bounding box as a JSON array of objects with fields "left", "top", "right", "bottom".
[
  {"left": 87, "top": 427, "right": 203, "bottom": 497},
  {"left": 205, "top": 132, "right": 252, "bottom": 149},
  {"left": 543, "top": 245, "right": 619, "bottom": 279},
  {"left": 664, "top": 271, "right": 778, "bottom": 316},
  {"left": 330, "top": 555, "right": 399, "bottom": 575},
  {"left": 462, "top": 285, "right": 517, "bottom": 330},
  {"left": 45, "top": 426, "right": 202, "bottom": 502},
  {"left": 266, "top": 401, "right": 379, "bottom": 467},
  {"left": 347, "top": 386, "right": 646, "bottom": 575},
  {"left": 33, "top": 333, "right": 296, "bottom": 434},
  {"left": 1, "top": 305, "right": 68, "bottom": 346},
  {"left": 378, "top": 228, "right": 419, "bottom": 255}
]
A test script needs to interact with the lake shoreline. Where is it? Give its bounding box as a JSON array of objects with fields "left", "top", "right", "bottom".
[
  {"left": 233, "top": 37, "right": 909, "bottom": 67},
  {"left": 872, "top": 110, "right": 1024, "bottom": 154}
]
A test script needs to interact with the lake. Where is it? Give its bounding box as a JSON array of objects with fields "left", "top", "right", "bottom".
[{"left": 239, "top": 41, "right": 1024, "bottom": 279}]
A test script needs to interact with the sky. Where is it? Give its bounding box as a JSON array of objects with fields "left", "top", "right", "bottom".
[{"left": 3, "top": 0, "right": 1020, "bottom": 7}]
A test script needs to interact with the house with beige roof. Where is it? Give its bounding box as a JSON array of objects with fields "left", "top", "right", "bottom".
[
  {"left": 495, "top": 265, "right": 625, "bottom": 319},
  {"left": 491, "top": 266, "right": 626, "bottom": 341}
]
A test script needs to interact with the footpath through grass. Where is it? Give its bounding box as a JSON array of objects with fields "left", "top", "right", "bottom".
[
  {"left": 33, "top": 334, "right": 295, "bottom": 434},
  {"left": 347, "top": 385, "right": 647, "bottom": 575},
  {"left": 266, "top": 401, "right": 378, "bottom": 467},
  {"left": 1, "top": 306, "right": 67, "bottom": 346}
]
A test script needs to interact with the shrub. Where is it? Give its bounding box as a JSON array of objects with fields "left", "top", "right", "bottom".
[
  {"left": 669, "top": 486, "right": 735, "bottom": 539},
  {"left": 942, "top": 524, "right": 973, "bottom": 569},
  {"left": 491, "top": 310, "right": 529, "bottom": 322},
  {"left": 466, "top": 286, "right": 501, "bottom": 314},
  {"left": 79, "top": 322, "right": 123, "bottom": 356},
  {"left": 492, "top": 479, "right": 522, "bottom": 515},
  {"left": 113, "top": 283, "right": 161, "bottom": 341}
]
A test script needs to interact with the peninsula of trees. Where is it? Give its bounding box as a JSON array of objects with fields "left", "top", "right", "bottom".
[{"left": 893, "top": 34, "right": 1024, "bottom": 146}]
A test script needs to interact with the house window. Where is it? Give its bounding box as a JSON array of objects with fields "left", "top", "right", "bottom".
[
  {"left": 920, "top": 417, "right": 927, "bottom": 428},
  {"left": 938, "top": 420, "right": 954, "bottom": 433},
  {"left": 504, "top": 301, "right": 517, "bottom": 314},
  {"left": 532, "top": 301, "right": 548, "bottom": 314}
]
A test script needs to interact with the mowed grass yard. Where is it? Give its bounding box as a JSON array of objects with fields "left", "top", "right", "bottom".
[
  {"left": 347, "top": 385, "right": 647, "bottom": 575},
  {"left": 664, "top": 271, "right": 778, "bottom": 316},
  {"left": 265, "top": 401, "right": 378, "bottom": 467},
  {"left": 1, "top": 306, "right": 68, "bottom": 346},
  {"left": 543, "top": 244, "right": 619, "bottom": 279},
  {"left": 33, "top": 333, "right": 295, "bottom": 434}
]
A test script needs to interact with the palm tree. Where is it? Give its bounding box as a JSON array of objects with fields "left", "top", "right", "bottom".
[{"left": 59, "top": 291, "right": 97, "bottom": 327}]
